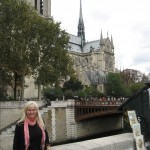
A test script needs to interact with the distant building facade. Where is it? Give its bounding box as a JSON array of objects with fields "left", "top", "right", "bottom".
[
  {"left": 122, "top": 69, "right": 143, "bottom": 83},
  {"left": 67, "top": 0, "right": 115, "bottom": 93}
]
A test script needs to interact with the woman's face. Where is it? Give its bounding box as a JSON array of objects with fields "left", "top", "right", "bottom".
[{"left": 26, "top": 105, "right": 37, "bottom": 121}]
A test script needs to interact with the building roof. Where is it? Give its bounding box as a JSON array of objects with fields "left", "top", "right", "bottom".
[
  {"left": 83, "top": 40, "right": 100, "bottom": 53},
  {"left": 85, "top": 70, "right": 106, "bottom": 85},
  {"left": 68, "top": 34, "right": 100, "bottom": 53}
]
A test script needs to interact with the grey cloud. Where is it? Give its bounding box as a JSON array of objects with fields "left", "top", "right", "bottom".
[
  {"left": 132, "top": 24, "right": 150, "bottom": 48},
  {"left": 140, "top": 28, "right": 150, "bottom": 48},
  {"left": 133, "top": 52, "right": 150, "bottom": 62},
  {"left": 132, "top": 52, "right": 150, "bottom": 65}
]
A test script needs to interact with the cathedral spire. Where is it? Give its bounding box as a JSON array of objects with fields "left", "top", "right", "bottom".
[
  {"left": 111, "top": 35, "right": 114, "bottom": 50},
  {"left": 107, "top": 31, "right": 109, "bottom": 38},
  {"left": 77, "top": 0, "right": 85, "bottom": 48},
  {"left": 100, "top": 30, "right": 104, "bottom": 45}
]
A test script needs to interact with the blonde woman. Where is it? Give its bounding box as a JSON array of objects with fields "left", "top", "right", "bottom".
[{"left": 13, "top": 101, "right": 51, "bottom": 150}]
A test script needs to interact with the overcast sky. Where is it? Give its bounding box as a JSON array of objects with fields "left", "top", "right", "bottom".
[{"left": 51, "top": 0, "right": 150, "bottom": 75}]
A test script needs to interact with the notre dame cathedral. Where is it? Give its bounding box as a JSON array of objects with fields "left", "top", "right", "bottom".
[
  {"left": 67, "top": 0, "right": 115, "bottom": 93},
  {"left": 17, "top": 0, "right": 115, "bottom": 98}
]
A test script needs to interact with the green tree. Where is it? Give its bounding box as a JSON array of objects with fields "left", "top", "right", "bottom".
[
  {"left": 63, "top": 77, "right": 84, "bottom": 92},
  {"left": 0, "top": 0, "right": 40, "bottom": 99},
  {"left": 0, "top": 67, "right": 13, "bottom": 91},
  {"left": 31, "top": 12, "right": 74, "bottom": 100},
  {"left": 43, "top": 87, "right": 63, "bottom": 101},
  {"left": 0, "top": 0, "right": 74, "bottom": 100},
  {"left": 107, "top": 72, "right": 126, "bottom": 97},
  {"left": 64, "top": 90, "right": 74, "bottom": 99},
  {"left": 0, "top": 67, "right": 22, "bottom": 100},
  {"left": 129, "top": 82, "right": 145, "bottom": 95},
  {"left": 83, "top": 85, "right": 104, "bottom": 99}
]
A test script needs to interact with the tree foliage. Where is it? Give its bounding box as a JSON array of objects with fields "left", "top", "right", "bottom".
[
  {"left": 0, "top": 0, "right": 37, "bottom": 72},
  {"left": 106, "top": 72, "right": 126, "bottom": 97},
  {"left": 42, "top": 87, "right": 63, "bottom": 101},
  {"left": 31, "top": 16, "right": 74, "bottom": 85},
  {"left": 63, "top": 77, "right": 84, "bottom": 92},
  {"left": 106, "top": 72, "right": 147, "bottom": 97},
  {"left": 0, "top": 0, "right": 37, "bottom": 99},
  {"left": 0, "top": 0, "right": 74, "bottom": 100},
  {"left": 129, "top": 82, "right": 145, "bottom": 95}
]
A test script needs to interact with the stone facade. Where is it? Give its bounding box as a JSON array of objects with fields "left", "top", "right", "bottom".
[
  {"left": 24, "top": 76, "right": 39, "bottom": 99},
  {"left": 4, "top": 76, "right": 40, "bottom": 100},
  {"left": 68, "top": 34, "right": 115, "bottom": 93},
  {"left": 67, "top": 1, "right": 115, "bottom": 92},
  {"left": 26, "top": 0, "right": 51, "bottom": 18}
]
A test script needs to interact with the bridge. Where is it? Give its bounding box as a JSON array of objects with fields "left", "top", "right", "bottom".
[{"left": 75, "top": 98, "right": 124, "bottom": 121}]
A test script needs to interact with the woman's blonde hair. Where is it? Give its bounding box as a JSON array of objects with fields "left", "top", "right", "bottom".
[{"left": 18, "top": 101, "right": 45, "bottom": 129}]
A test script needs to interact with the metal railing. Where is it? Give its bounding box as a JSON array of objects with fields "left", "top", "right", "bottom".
[{"left": 75, "top": 98, "right": 124, "bottom": 121}]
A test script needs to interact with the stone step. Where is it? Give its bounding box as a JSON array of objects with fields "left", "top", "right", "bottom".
[{"left": 1, "top": 128, "right": 14, "bottom": 135}]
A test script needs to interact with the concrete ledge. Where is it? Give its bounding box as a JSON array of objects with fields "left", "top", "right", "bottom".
[
  {"left": 0, "top": 133, "right": 137, "bottom": 150},
  {"left": 52, "top": 133, "right": 135, "bottom": 150},
  {"left": 0, "top": 101, "right": 44, "bottom": 108}
]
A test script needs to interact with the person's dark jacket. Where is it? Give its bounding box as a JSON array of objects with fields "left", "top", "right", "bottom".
[{"left": 13, "top": 122, "right": 50, "bottom": 150}]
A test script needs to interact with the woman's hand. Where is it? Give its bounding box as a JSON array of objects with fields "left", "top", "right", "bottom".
[{"left": 47, "top": 145, "right": 51, "bottom": 150}]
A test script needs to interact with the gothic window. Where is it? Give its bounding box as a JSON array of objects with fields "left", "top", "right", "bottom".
[
  {"left": 17, "top": 89, "right": 21, "bottom": 99},
  {"left": 105, "top": 54, "right": 113, "bottom": 70}
]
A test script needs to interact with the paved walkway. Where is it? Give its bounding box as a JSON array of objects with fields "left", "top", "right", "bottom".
[{"left": 51, "top": 133, "right": 135, "bottom": 150}]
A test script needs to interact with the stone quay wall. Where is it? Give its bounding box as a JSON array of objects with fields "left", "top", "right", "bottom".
[{"left": 0, "top": 100, "right": 123, "bottom": 150}]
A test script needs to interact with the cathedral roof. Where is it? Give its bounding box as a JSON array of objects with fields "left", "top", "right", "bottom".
[
  {"left": 68, "top": 34, "right": 100, "bottom": 53},
  {"left": 83, "top": 40, "right": 100, "bottom": 53},
  {"left": 85, "top": 70, "right": 106, "bottom": 85}
]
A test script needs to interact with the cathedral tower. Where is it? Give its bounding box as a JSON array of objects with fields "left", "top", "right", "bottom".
[{"left": 27, "top": 0, "right": 51, "bottom": 18}]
